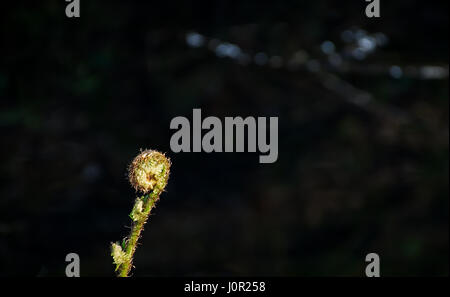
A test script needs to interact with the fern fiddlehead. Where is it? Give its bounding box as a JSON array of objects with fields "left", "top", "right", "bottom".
[{"left": 111, "top": 149, "right": 171, "bottom": 277}]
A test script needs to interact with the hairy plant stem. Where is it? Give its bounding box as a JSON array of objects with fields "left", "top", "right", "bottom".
[
  {"left": 118, "top": 190, "right": 160, "bottom": 277},
  {"left": 111, "top": 150, "right": 170, "bottom": 277}
]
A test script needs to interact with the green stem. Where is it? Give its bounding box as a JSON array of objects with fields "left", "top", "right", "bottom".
[
  {"left": 112, "top": 150, "right": 170, "bottom": 277},
  {"left": 117, "top": 191, "right": 160, "bottom": 277}
]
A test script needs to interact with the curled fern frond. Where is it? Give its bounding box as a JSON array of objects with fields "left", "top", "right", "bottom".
[{"left": 111, "top": 149, "right": 171, "bottom": 277}]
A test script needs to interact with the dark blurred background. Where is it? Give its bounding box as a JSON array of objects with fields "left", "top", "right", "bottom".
[{"left": 0, "top": 0, "right": 448, "bottom": 276}]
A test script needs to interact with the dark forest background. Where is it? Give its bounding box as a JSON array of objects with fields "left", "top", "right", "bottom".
[{"left": 0, "top": 0, "right": 448, "bottom": 276}]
